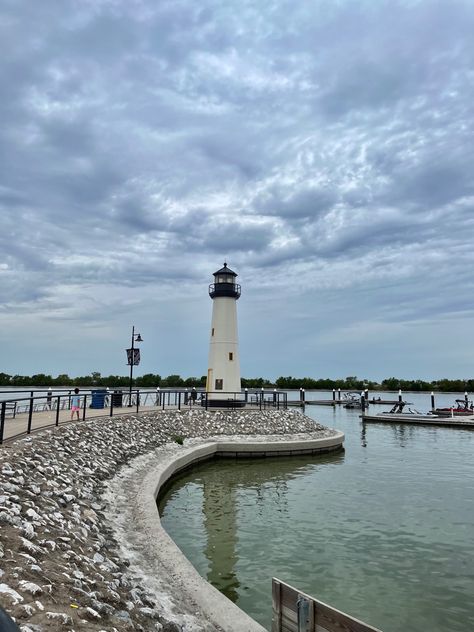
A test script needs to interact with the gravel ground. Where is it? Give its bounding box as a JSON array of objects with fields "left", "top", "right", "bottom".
[{"left": 0, "top": 408, "right": 337, "bottom": 632}]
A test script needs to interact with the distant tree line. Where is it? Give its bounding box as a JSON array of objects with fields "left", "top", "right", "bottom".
[{"left": 0, "top": 372, "right": 473, "bottom": 392}]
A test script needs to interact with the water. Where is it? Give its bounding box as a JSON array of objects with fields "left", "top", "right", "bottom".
[{"left": 158, "top": 392, "right": 474, "bottom": 632}]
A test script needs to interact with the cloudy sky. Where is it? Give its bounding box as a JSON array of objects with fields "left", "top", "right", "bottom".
[{"left": 1, "top": 0, "right": 473, "bottom": 382}]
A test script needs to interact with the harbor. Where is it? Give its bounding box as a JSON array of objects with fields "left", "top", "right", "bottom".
[{"left": 159, "top": 393, "right": 474, "bottom": 632}]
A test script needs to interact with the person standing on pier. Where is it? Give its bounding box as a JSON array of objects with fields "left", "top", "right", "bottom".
[{"left": 70, "top": 388, "right": 81, "bottom": 421}]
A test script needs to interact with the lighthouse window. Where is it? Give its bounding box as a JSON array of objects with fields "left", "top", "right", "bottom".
[
  {"left": 212, "top": 328, "right": 215, "bottom": 336},
  {"left": 215, "top": 379, "right": 223, "bottom": 390},
  {"left": 229, "top": 352, "right": 233, "bottom": 361}
]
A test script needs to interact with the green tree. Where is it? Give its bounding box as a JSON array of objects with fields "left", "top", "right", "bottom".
[
  {"left": 136, "top": 373, "right": 161, "bottom": 387},
  {"left": 0, "top": 373, "right": 12, "bottom": 386},
  {"left": 162, "top": 374, "right": 184, "bottom": 387}
]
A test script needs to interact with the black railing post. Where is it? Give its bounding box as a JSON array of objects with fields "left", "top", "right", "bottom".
[
  {"left": 27, "top": 392, "right": 34, "bottom": 435},
  {"left": 82, "top": 394, "right": 87, "bottom": 421},
  {"left": 55, "top": 396, "right": 61, "bottom": 426},
  {"left": 431, "top": 391, "right": 435, "bottom": 411},
  {"left": 110, "top": 393, "right": 114, "bottom": 417},
  {"left": 178, "top": 391, "right": 181, "bottom": 410},
  {"left": 0, "top": 401, "right": 6, "bottom": 444},
  {"left": 205, "top": 392, "right": 208, "bottom": 410},
  {"left": 136, "top": 390, "right": 140, "bottom": 413}
]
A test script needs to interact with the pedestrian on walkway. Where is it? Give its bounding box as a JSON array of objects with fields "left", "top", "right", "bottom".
[{"left": 71, "top": 388, "right": 81, "bottom": 421}]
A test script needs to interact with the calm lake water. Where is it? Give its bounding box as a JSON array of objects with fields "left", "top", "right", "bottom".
[{"left": 158, "top": 392, "right": 474, "bottom": 632}]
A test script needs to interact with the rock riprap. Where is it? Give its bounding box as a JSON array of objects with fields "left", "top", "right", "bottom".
[{"left": 0, "top": 409, "right": 337, "bottom": 631}]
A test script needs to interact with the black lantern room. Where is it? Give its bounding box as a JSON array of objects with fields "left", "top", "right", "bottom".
[{"left": 209, "top": 263, "right": 241, "bottom": 299}]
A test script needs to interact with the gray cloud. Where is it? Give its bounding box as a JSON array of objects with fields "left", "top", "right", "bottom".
[{"left": 0, "top": 0, "right": 473, "bottom": 379}]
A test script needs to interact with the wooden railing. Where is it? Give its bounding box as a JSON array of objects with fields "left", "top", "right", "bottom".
[{"left": 272, "top": 578, "right": 382, "bottom": 632}]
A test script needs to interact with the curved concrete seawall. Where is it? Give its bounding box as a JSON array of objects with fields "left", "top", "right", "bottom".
[
  {"left": 0, "top": 408, "right": 343, "bottom": 631},
  {"left": 104, "top": 432, "right": 344, "bottom": 632}
]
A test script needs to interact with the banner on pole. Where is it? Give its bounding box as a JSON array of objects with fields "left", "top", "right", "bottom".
[{"left": 126, "top": 348, "right": 141, "bottom": 366}]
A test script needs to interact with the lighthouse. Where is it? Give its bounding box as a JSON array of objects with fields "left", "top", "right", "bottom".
[{"left": 206, "top": 263, "right": 242, "bottom": 406}]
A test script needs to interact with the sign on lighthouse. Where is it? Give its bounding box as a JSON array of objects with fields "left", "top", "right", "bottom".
[{"left": 206, "top": 263, "right": 242, "bottom": 406}]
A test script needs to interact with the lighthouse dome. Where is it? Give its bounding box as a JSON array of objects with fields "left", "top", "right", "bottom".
[{"left": 209, "top": 263, "right": 241, "bottom": 299}]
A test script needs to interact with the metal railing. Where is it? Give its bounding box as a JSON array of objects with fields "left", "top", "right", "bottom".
[{"left": 0, "top": 388, "right": 288, "bottom": 444}]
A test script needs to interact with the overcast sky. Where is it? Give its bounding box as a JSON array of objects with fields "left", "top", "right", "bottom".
[{"left": 1, "top": 0, "right": 473, "bottom": 382}]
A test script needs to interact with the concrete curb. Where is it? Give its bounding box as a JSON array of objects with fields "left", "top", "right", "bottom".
[{"left": 105, "top": 431, "right": 344, "bottom": 632}]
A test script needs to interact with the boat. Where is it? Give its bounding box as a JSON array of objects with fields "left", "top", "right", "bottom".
[
  {"left": 343, "top": 392, "right": 362, "bottom": 409},
  {"left": 434, "top": 399, "right": 474, "bottom": 417},
  {"left": 361, "top": 401, "right": 474, "bottom": 427},
  {"left": 369, "top": 397, "right": 412, "bottom": 405}
]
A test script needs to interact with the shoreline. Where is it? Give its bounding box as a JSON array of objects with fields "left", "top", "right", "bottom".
[{"left": 0, "top": 409, "right": 342, "bottom": 631}]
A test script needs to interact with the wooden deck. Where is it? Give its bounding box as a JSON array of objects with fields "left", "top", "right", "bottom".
[
  {"left": 288, "top": 399, "right": 406, "bottom": 407},
  {"left": 272, "top": 578, "right": 382, "bottom": 632},
  {"left": 361, "top": 413, "right": 474, "bottom": 428}
]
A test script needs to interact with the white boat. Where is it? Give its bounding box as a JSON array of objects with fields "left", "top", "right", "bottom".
[
  {"left": 361, "top": 407, "right": 474, "bottom": 427},
  {"left": 343, "top": 392, "right": 362, "bottom": 409}
]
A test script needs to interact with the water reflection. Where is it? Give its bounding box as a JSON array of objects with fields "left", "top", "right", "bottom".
[
  {"left": 361, "top": 417, "right": 461, "bottom": 450},
  {"left": 159, "top": 452, "right": 345, "bottom": 604},
  {"left": 203, "top": 481, "right": 240, "bottom": 601}
]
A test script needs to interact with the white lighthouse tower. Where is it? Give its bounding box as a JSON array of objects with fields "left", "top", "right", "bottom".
[{"left": 206, "top": 263, "right": 242, "bottom": 406}]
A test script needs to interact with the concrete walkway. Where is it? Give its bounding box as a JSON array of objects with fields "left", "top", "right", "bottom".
[{"left": 0, "top": 404, "right": 167, "bottom": 443}]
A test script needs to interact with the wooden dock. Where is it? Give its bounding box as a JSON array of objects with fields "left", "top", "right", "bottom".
[
  {"left": 287, "top": 399, "right": 407, "bottom": 407},
  {"left": 306, "top": 400, "right": 338, "bottom": 406},
  {"left": 272, "top": 577, "right": 382, "bottom": 632},
  {"left": 361, "top": 413, "right": 474, "bottom": 428}
]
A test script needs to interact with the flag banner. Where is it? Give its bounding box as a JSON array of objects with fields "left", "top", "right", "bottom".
[{"left": 126, "top": 348, "right": 141, "bottom": 366}]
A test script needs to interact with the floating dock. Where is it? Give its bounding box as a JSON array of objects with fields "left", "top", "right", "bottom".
[
  {"left": 361, "top": 413, "right": 474, "bottom": 428},
  {"left": 287, "top": 399, "right": 410, "bottom": 407}
]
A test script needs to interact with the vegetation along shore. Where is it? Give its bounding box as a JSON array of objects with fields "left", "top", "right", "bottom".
[{"left": 0, "top": 372, "right": 472, "bottom": 393}]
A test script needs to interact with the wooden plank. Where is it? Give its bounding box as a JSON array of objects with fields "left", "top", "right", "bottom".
[
  {"left": 315, "top": 599, "right": 381, "bottom": 632},
  {"left": 272, "top": 579, "right": 282, "bottom": 632},
  {"left": 272, "top": 578, "right": 382, "bottom": 632},
  {"left": 281, "top": 608, "right": 298, "bottom": 632}
]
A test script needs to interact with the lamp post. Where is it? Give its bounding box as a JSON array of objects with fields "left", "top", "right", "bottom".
[{"left": 126, "top": 326, "right": 143, "bottom": 406}]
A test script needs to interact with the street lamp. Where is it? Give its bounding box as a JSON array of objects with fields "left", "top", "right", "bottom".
[{"left": 126, "top": 326, "right": 143, "bottom": 406}]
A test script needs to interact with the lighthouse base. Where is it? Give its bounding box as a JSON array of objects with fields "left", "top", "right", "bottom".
[{"left": 203, "top": 399, "right": 246, "bottom": 409}]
